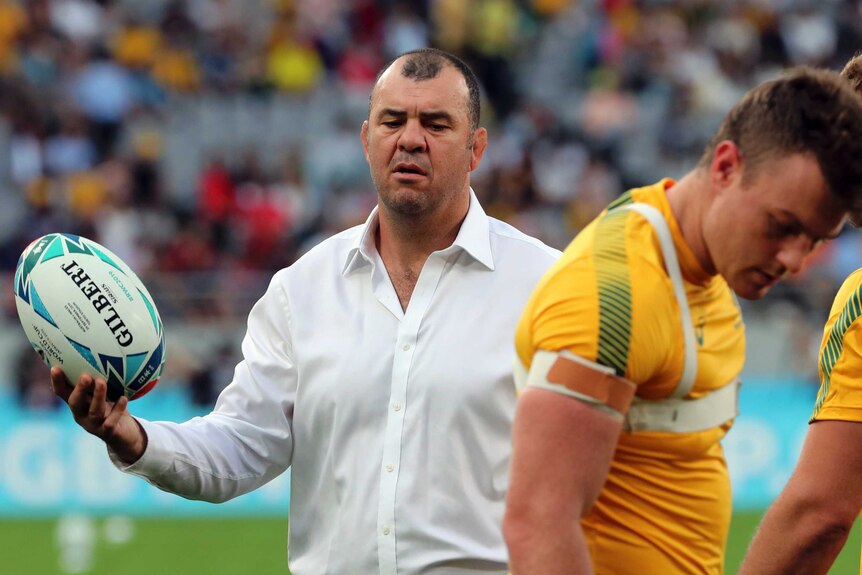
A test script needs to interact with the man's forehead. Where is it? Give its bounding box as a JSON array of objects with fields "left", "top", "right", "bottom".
[{"left": 371, "top": 60, "right": 468, "bottom": 111}]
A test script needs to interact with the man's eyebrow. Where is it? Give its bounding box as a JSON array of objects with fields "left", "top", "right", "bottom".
[
  {"left": 779, "top": 209, "right": 842, "bottom": 240},
  {"left": 376, "top": 108, "right": 407, "bottom": 121},
  {"left": 419, "top": 111, "right": 455, "bottom": 124}
]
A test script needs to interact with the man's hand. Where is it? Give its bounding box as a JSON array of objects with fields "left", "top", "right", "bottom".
[{"left": 50, "top": 367, "right": 147, "bottom": 465}]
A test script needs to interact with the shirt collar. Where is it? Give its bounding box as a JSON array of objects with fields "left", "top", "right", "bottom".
[{"left": 342, "top": 188, "right": 494, "bottom": 276}]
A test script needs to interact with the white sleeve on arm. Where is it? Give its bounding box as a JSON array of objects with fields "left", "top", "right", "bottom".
[{"left": 109, "top": 271, "right": 296, "bottom": 503}]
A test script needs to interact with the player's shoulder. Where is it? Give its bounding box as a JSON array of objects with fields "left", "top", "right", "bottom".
[
  {"left": 837, "top": 267, "right": 862, "bottom": 295},
  {"left": 554, "top": 207, "right": 667, "bottom": 278},
  {"left": 529, "top": 209, "right": 675, "bottom": 319},
  {"left": 825, "top": 267, "right": 862, "bottom": 323}
]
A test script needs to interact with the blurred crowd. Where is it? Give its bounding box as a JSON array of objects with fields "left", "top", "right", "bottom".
[{"left": 4, "top": 0, "right": 862, "bottom": 406}]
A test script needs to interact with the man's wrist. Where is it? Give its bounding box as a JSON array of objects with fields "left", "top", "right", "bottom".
[{"left": 111, "top": 418, "right": 148, "bottom": 465}]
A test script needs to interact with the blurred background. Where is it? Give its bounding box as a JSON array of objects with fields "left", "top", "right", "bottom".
[{"left": 1, "top": 0, "right": 861, "bottom": 573}]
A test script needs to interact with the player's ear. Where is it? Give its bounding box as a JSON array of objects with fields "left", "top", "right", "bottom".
[{"left": 710, "top": 141, "right": 742, "bottom": 194}]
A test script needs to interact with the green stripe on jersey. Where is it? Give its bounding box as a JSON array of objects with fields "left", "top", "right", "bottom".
[
  {"left": 812, "top": 286, "right": 862, "bottom": 419},
  {"left": 606, "top": 190, "right": 634, "bottom": 212},
  {"left": 593, "top": 209, "right": 632, "bottom": 376}
]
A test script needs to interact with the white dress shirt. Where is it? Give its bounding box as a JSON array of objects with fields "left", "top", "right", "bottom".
[{"left": 116, "top": 191, "right": 560, "bottom": 574}]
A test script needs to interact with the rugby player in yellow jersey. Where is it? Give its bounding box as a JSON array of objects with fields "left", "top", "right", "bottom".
[
  {"left": 503, "top": 67, "right": 862, "bottom": 575},
  {"left": 740, "top": 55, "right": 862, "bottom": 575}
]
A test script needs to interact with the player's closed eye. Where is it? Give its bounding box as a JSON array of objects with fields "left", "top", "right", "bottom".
[{"left": 766, "top": 215, "right": 798, "bottom": 239}]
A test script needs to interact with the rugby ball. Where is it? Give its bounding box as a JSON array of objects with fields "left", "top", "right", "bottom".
[{"left": 14, "top": 233, "right": 165, "bottom": 401}]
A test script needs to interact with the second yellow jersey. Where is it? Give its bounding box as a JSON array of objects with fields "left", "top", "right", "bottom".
[
  {"left": 515, "top": 179, "right": 746, "bottom": 574},
  {"left": 810, "top": 268, "right": 862, "bottom": 575}
]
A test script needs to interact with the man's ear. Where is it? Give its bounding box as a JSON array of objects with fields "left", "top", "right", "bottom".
[
  {"left": 469, "top": 127, "right": 488, "bottom": 172},
  {"left": 710, "top": 140, "right": 743, "bottom": 193},
  {"left": 360, "top": 121, "right": 370, "bottom": 163}
]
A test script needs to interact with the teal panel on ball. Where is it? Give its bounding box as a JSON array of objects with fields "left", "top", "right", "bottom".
[
  {"left": 40, "top": 235, "right": 66, "bottom": 263},
  {"left": 128, "top": 335, "right": 165, "bottom": 391},
  {"left": 62, "top": 235, "right": 94, "bottom": 256},
  {"left": 13, "top": 264, "right": 24, "bottom": 301},
  {"left": 90, "top": 245, "right": 125, "bottom": 273},
  {"left": 29, "top": 285, "right": 58, "bottom": 328},
  {"left": 125, "top": 352, "right": 149, "bottom": 385},
  {"left": 138, "top": 289, "right": 159, "bottom": 332},
  {"left": 19, "top": 235, "right": 56, "bottom": 300},
  {"left": 67, "top": 337, "right": 101, "bottom": 372}
]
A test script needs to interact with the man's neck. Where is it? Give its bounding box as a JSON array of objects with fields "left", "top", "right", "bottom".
[
  {"left": 666, "top": 170, "right": 716, "bottom": 275},
  {"left": 376, "top": 206, "right": 468, "bottom": 310}
]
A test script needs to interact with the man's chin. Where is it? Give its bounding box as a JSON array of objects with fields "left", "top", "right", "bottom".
[
  {"left": 732, "top": 279, "right": 774, "bottom": 301},
  {"left": 734, "top": 286, "right": 767, "bottom": 301},
  {"left": 380, "top": 192, "right": 428, "bottom": 216}
]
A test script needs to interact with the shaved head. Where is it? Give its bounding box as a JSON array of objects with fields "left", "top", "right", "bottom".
[{"left": 370, "top": 48, "right": 481, "bottom": 131}]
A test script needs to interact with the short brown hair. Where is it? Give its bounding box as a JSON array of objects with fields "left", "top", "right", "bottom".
[
  {"left": 841, "top": 55, "right": 862, "bottom": 224},
  {"left": 698, "top": 67, "right": 862, "bottom": 211},
  {"left": 842, "top": 53, "right": 862, "bottom": 94}
]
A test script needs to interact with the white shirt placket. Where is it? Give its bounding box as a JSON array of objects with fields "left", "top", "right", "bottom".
[{"left": 376, "top": 252, "right": 448, "bottom": 575}]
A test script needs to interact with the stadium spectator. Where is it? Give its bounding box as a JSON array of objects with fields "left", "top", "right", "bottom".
[
  {"left": 264, "top": 8, "right": 324, "bottom": 93},
  {"left": 67, "top": 43, "right": 136, "bottom": 160},
  {"left": 0, "top": 0, "right": 28, "bottom": 73},
  {"left": 196, "top": 156, "right": 235, "bottom": 250},
  {"left": 43, "top": 110, "right": 96, "bottom": 175}
]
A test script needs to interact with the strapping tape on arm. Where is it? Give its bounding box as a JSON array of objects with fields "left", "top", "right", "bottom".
[{"left": 520, "top": 349, "right": 637, "bottom": 418}]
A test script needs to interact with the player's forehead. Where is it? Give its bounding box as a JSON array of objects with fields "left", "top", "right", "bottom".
[
  {"left": 371, "top": 59, "right": 469, "bottom": 119},
  {"left": 749, "top": 152, "right": 846, "bottom": 238}
]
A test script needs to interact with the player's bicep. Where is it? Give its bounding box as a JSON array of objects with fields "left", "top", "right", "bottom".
[
  {"left": 508, "top": 385, "right": 623, "bottom": 521},
  {"left": 785, "top": 420, "right": 862, "bottom": 522}
]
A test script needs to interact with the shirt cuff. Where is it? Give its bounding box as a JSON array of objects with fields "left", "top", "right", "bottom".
[{"left": 107, "top": 418, "right": 175, "bottom": 478}]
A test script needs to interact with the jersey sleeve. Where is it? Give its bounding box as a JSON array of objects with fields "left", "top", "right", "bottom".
[
  {"left": 812, "top": 271, "right": 862, "bottom": 423},
  {"left": 516, "top": 231, "right": 680, "bottom": 388}
]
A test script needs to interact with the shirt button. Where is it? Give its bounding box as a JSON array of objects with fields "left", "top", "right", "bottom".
[
  {"left": 386, "top": 464, "right": 394, "bottom": 472},
  {"left": 402, "top": 343, "right": 410, "bottom": 351},
  {"left": 383, "top": 527, "right": 390, "bottom": 535},
  {"left": 393, "top": 403, "right": 402, "bottom": 412}
]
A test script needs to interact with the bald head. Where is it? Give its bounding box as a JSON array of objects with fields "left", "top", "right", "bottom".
[{"left": 369, "top": 48, "right": 481, "bottom": 131}]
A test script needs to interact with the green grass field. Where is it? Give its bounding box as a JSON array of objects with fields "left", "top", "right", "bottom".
[{"left": 1, "top": 513, "right": 858, "bottom": 575}]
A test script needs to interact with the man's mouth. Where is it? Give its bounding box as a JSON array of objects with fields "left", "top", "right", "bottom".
[
  {"left": 755, "top": 269, "right": 780, "bottom": 286},
  {"left": 392, "top": 163, "right": 428, "bottom": 177}
]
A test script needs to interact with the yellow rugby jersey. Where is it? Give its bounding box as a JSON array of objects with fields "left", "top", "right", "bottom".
[
  {"left": 810, "top": 269, "right": 862, "bottom": 575},
  {"left": 515, "top": 179, "right": 746, "bottom": 574}
]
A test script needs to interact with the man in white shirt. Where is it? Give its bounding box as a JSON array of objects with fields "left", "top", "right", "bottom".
[{"left": 50, "top": 48, "right": 560, "bottom": 574}]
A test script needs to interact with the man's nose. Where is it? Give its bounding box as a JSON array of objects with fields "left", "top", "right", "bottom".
[
  {"left": 398, "top": 120, "right": 427, "bottom": 154},
  {"left": 776, "top": 236, "right": 815, "bottom": 275}
]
